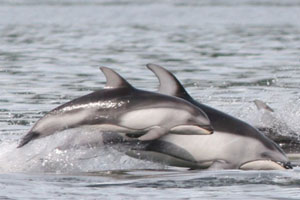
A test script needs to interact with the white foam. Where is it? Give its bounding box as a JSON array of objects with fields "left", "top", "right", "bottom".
[{"left": 0, "top": 128, "right": 164, "bottom": 173}]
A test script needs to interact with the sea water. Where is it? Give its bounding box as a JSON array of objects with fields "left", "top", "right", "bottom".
[{"left": 1, "top": 0, "right": 300, "bottom": 199}]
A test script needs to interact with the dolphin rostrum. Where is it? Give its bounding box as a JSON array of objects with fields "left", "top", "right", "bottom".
[
  {"left": 17, "top": 67, "right": 213, "bottom": 148},
  {"left": 127, "top": 64, "right": 292, "bottom": 170}
]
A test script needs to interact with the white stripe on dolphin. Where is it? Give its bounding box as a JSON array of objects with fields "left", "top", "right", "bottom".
[
  {"left": 127, "top": 64, "right": 292, "bottom": 170},
  {"left": 17, "top": 67, "right": 213, "bottom": 148}
]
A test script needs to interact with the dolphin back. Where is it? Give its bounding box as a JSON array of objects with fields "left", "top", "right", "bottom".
[{"left": 18, "top": 67, "right": 136, "bottom": 148}]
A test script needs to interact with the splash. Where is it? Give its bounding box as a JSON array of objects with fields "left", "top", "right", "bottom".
[
  {"left": 233, "top": 99, "right": 300, "bottom": 154},
  {"left": 0, "top": 128, "right": 164, "bottom": 173}
]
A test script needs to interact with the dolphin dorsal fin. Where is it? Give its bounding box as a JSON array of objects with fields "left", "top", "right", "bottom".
[
  {"left": 100, "top": 67, "right": 133, "bottom": 89},
  {"left": 146, "top": 63, "right": 193, "bottom": 100},
  {"left": 254, "top": 100, "right": 274, "bottom": 112}
]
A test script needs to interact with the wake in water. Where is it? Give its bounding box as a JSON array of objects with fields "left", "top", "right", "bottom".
[
  {"left": 0, "top": 128, "right": 164, "bottom": 173},
  {"left": 237, "top": 100, "right": 300, "bottom": 154},
  {"left": 1, "top": 99, "right": 299, "bottom": 173}
]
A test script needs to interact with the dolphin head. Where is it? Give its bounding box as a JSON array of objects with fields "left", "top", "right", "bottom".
[
  {"left": 239, "top": 138, "right": 292, "bottom": 170},
  {"left": 167, "top": 98, "right": 214, "bottom": 135}
]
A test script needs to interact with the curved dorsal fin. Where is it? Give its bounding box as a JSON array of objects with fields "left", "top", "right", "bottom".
[
  {"left": 146, "top": 63, "right": 193, "bottom": 100},
  {"left": 254, "top": 100, "right": 274, "bottom": 112},
  {"left": 100, "top": 67, "right": 133, "bottom": 89}
]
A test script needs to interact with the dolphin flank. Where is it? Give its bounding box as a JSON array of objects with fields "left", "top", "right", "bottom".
[
  {"left": 126, "top": 64, "right": 292, "bottom": 170},
  {"left": 18, "top": 67, "right": 213, "bottom": 148}
]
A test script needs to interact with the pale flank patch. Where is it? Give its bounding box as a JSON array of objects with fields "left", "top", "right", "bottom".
[
  {"left": 33, "top": 109, "right": 94, "bottom": 136},
  {"left": 91, "top": 124, "right": 137, "bottom": 133},
  {"left": 119, "top": 108, "right": 190, "bottom": 129}
]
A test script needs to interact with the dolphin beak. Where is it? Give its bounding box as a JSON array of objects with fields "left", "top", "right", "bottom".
[
  {"left": 278, "top": 161, "right": 293, "bottom": 169},
  {"left": 199, "top": 125, "right": 214, "bottom": 135}
]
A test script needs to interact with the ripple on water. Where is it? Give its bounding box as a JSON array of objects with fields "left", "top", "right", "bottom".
[{"left": 0, "top": 0, "right": 300, "bottom": 199}]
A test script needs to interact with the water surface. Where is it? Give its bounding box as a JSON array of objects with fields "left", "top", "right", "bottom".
[{"left": 1, "top": 0, "right": 300, "bottom": 199}]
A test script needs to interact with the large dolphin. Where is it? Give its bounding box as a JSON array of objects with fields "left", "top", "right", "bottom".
[
  {"left": 17, "top": 67, "right": 213, "bottom": 148},
  {"left": 127, "top": 64, "right": 292, "bottom": 170}
]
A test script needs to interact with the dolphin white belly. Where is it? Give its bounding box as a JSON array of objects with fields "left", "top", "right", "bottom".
[{"left": 159, "top": 132, "right": 255, "bottom": 168}]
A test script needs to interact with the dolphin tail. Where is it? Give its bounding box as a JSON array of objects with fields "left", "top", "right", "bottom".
[{"left": 17, "top": 131, "right": 40, "bottom": 148}]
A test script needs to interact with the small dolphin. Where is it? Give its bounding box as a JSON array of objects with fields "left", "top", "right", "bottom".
[
  {"left": 254, "top": 100, "right": 300, "bottom": 153},
  {"left": 18, "top": 67, "right": 213, "bottom": 148},
  {"left": 127, "top": 64, "right": 292, "bottom": 170}
]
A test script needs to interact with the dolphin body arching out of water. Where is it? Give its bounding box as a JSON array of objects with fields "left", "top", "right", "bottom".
[
  {"left": 127, "top": 64, "right": 292, "bottom": 170},
  {"left": 17, "top": 67, "right": 214, "bottom": 148}
]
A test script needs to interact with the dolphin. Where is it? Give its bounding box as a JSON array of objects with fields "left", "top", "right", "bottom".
[
  {"left": 254, "top": 100, "right": 300, "bottom": 153},
  {"left": 126, "top": 64, "right": 292, "bottom": 170},
  {"left": 17, "top": 67, "right": 213, "bottom": 148}
]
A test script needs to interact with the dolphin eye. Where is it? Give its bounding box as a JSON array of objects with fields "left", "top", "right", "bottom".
[
  {"left": 186, "top": 119, "right": 196, "bottom": 124},
  {"left": 261, "top": 152, "right": 270, "bottom": 158}
]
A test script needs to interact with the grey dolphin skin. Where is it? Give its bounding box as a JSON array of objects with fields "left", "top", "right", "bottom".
[
  {"left": 18, "top": 67, "right": 213, "bottom": 148},
  {"left": 127, "top": 64, "right": 292, "bottom": 170}
]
